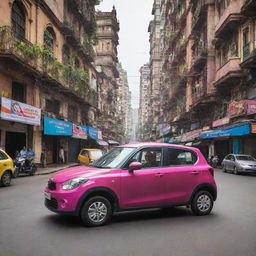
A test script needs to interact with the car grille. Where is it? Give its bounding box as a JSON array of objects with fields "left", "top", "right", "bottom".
[
  {"left": 249, "top": 165, "right": 256, "bottom": 168},
  {"left": 45, "top": 198, "right": 58, "bottom": 209},
  {"left": 48, "top": 180, "right": 56, "bottom": 190}
]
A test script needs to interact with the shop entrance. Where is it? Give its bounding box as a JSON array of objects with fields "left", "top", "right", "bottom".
[
  {"left": 215, "top": 140, "right": 230, "bottom": 162},
  {"left": 5, "top": 132, "right": 26, "bottom": 158},
  {"left": 43, "top": 136, "right": 58, "bottom": 164}
]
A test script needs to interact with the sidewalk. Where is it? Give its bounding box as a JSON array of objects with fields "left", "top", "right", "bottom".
[{"left": 36, "top": 163, "right": 79, "bottom": 175}]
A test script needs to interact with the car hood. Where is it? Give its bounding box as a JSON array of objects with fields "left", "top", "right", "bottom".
[
  {"left": 51, "top": 165, "right": 112, "bottom": 183},
  {"left": 237, "top": 161, "right": 256, "bottom": 166}
]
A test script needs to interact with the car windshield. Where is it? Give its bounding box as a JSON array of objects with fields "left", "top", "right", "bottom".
[
  {"left": 89, "top": 150, "right": 103, "bottom": 159},
  {"left": 236, "top": 155, "right": 255, "bottom": 161},
  {"left": 89, "top": 147, "right": 135, "bottom": 169}
]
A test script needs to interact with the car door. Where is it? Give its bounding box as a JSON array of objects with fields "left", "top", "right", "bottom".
[
  {"left": 120, "top": 147, "right": 166, "bottom": 209},
  {"left": 224, "top": 155, "right": 231, "bottom": 170},
  {"left": 161, "top": 147, "right": 201, "bottom": 204},
  {"left": 229, "top": 155, "right": 236, "bottom": 170},
  {"left": 0, "top": 151, "right": 12, "bottom": 177}
]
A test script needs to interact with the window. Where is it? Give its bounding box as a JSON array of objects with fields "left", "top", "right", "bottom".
[
  {"left": 68, "top": 104, "right": 77, "bottom": 122},
  {"left": 12, "top": 82, "right": 25, "bottom": 103},
  {"left": 11, "top": 1, "right": 25, "bottom": 40},
  {"left": 126, "top": 148, "right": 163, "bottom": 168},
  {"left": 62, "top": 45, "right": 70, "bottom": 64},
  {"left": 0, "top": 151, "right": 8, "bottom": 160},
  {"left": 164, "top": 148, "right": 197, "bottom": 166},
  {"left": 44, "top": 27, "right": 55, "bottom": 54},
  {"left": 45, "top": 99, "right": 60, "bottom": 115}
]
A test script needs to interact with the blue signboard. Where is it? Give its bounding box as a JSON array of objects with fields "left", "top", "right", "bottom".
[
  {"left": 44, "top": 116, "right": 72, "bottom": 136},
  {"left": 87, "top": 126, "right": 99, "bottom": 140},
  {"left": 199, "top": 123, "right": 250, "bottom": 139}
]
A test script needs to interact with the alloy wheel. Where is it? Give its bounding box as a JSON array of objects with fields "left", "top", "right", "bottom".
[
  {"left": 197, "top": 194, "right": 211, "bottom": 212},
  {"left": 1, "top": 172, "right": 11, "bottom": 187},
  {"left": 88, "top": 201, "right": 108, "bottom": 223}
]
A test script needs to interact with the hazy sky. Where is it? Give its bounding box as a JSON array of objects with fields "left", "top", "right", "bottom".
[{"left": 97, "top": 0, "right": 153, "bottom": 108}]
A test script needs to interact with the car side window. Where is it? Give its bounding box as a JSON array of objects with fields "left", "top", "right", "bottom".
[
  {"left": 163, "top": 148, "right": 197, "bottom": 166},
  {"left": 81, "top": 150, "right": 88, "bottom": 156},
  {"left": 125, "top": 148, "right": 163, "bottom": 169},
  {"left": 225, "top": 155, "right": 231, "bottom": 160},
  {"left": 0, "top": 151, "right": 8, "bottom": 160},
  {"left": 230, "top": 155, "right": 235, "bottom": 161}
]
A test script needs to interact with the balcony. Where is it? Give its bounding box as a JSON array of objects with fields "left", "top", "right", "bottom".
[
  {"left": 0, "top": 26, "right": 97, "bottom": 108},
  {"left": 215, "top": 0, "right": 244, "bottom": 38},
  {"left": 214, "top": 58, "right": 244, "bottom": 87},
  {"left": 191, "top": 40, "right": 207, "bottom": 71},
  {"left": 241, "top": 0, "right": 256, "bottom": 16},
  {"left": 240, "top": 42, "right": 256, "bottom": 68}
]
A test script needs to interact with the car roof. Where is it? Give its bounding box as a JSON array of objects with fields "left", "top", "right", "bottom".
[
  {"left": 121, "top": 142, "right": 199, "bottom": 151},
  {"left": 81, "top": 148, "right": 102, "bottom": 151}
]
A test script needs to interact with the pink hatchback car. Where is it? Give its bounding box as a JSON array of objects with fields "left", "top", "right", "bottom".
[{"left": 44, "top": 143, "right": 217, "bottom": 226}]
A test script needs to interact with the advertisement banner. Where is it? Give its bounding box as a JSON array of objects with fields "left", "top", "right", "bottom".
[
  {"left": 72, "top": 124, "right": 87, "bottom": 139},
  {"left": 44, "top": 116, "right": 72, "bottom": 136},
  {"left": 87, "top": 126, "right": 99, "bottom": 140},
  {"left": 0, "top": 97, "right": 41, "bottom": 126},
  {"left": 212, "top": 117, "right": 230, "bottom": 128},
  {"left": 251, "top": 123, "right": 256, "bottom": 133},
  {"left": 228, "top": 100, "right": 256, "bottom": 117}
]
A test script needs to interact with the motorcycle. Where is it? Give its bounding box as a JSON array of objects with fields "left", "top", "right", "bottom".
[
  {"left": 210, "top": 155, "right": 219, "bottom": 168},
  {"left": 14, "top": 155, "right": 37, "bottom": 177}
]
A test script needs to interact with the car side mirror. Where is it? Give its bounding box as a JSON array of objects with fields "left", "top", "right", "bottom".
[{"left": 129, "top": 162, "right": 142, "bottom": 172}]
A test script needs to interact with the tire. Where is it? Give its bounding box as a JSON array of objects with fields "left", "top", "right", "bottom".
[
  {"left": 29, "top": 165, "right": 37, "bottom": 176},
  {"left": 13, "top": 168, "right": 19, "bottom": 178},
  {"left": 1, "top": 171, "right": 12, "bottom": 187},
  {"left": 191, "top": 190, "right": 213, "bottom": 216},
  {"left": 233, "top": 167, "right": 239, "bottom": 175},
  {"left": 80, "top": 196, "right": 112, "bottom": 227}
]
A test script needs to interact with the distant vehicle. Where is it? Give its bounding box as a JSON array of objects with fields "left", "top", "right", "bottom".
[
  {"left": 14, "top": 154, "right": 37, "bottom": 177},
  {"left": 45, "top": 143, "right": 217, "bottom": 227},
  {"left": 0, "top": 149, "right": 15, "bottom": 187},
  {"left": 78, "top": 148, "right": 103, "bottom": 165},
  {"left": 222, "top": 154, "right": 256, "bottom": 175}
]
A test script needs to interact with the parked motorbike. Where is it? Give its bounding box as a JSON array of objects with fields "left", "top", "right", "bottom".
[
  {"left": 210, "top": 155, "right": 219, "bottom": 168},
  {"left": 14, "top": 155, "right": 37, "bottom": 177}
]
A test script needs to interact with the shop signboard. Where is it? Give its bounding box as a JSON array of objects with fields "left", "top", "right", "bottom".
[
  {"left": 0, "top": 97, "right": 41, "bottom": 126},
  {"left": 251, "top": 123, "right": 256, "bottom": 133},
  {"left": 87, "top": 126, "right": 99, "bottom": 140},
  {"left": 44, "top": 116, "right": 72, "bottom": 136},
  {"left": 72, "top": 124, "right": 87, "bottom": 139},
  {"left": 228, "top": 100, "right": 256, "bottom": 117},
  {"left": 212, "top": 117, "right": 230, "bottom": 128}
]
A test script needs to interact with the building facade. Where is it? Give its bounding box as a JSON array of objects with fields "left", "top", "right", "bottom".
[
  {"left": 0, "top": 0, "right": 121, "bottom": 164},
  {"left": 144, "top": 0, "right": 256, "bottom": 159}
]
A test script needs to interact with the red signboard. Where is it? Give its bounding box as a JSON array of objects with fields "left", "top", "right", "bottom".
[{"left": 228, "top": 100, "right": 256, "bottom": 117}]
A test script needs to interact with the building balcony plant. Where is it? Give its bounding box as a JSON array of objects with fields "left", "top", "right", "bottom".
[{"left": 0, "top": 26, "right": 96, "bottom": 107}]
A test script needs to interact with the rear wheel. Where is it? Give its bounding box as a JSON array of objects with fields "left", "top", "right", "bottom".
[
  {"left": 191, "top": 190, "right": 213, "bottom": 216},
  {"left": 1, "top": 171, "right": 12, "bottom": 187},
  {"left": 80, "top": 196, "right": 112, "bottom": 227}
]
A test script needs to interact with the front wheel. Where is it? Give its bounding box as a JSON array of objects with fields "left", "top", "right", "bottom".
[
  {"left": 1, "top": 171, "right": 12, "bottom": 187},
  {"left": 191, "top": 190, "right": 213, "bottom": 216},
  {"left": 80, "top": 196, "right": 112, "bottom": 227}
]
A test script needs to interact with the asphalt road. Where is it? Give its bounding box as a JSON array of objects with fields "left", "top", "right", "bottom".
[{"left": 0, "top": 169, "right": 256, "bottom": 256}]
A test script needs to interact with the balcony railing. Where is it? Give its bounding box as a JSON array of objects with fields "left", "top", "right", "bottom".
[
  {"left": 240, "top": 41, "right": 256, "bottom": 68},
  {"left": 191, "top": 40, "right": 207, "bottom": 69},
  {"left": 243, "top": 43, "right": 250, "bottom": 60},
  {"left": 0, "top": 26, "right": 97, "bottom": 107}
]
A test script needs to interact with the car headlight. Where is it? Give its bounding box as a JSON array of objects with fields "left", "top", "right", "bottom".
[{"left": 62, "top": 177, "right": 88, "bottom": 190}]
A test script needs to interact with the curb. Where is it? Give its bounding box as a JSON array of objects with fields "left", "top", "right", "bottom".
[{"left": 37, "top": 164, "right": 79, "bottom": 176}]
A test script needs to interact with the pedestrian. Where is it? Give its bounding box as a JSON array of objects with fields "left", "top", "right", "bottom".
[{"left": 59, "top": 146, "right": 65, "bottom": 163}]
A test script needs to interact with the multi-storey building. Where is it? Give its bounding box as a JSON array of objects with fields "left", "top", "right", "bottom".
[
  {"left": 116, "top": 62, "right": 131, "bottom": 143},
  {"left": 0, "top": 0, "right": 101, "bottom": 164},
  {"left": 152, "top": 0, "right": 256, "bottom": 160},
  {"left": 148, "top": 0, "right": 163, "bottom": 139},
  {"left": 138, "top": 64, "right": 151, "bottom": 140},
  {"left": 95, "top": 6, "right": 121, "bottom": 143}
]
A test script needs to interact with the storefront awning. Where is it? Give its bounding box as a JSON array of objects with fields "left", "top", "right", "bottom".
[
  {"left": 108, "top": 140, "right": 119, "bottom": 145},
  {"left": 96, "top": 140, "right": 109, "bottom": 146},
  {"left": 199, "top": 122, "right": 251, "bottom": 139}
]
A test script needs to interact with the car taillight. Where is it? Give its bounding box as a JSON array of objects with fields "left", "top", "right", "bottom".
[{"left": 208, "top": 167, "right": 214, "bottom": 176}]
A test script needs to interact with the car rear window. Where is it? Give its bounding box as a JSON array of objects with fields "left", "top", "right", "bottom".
[{"left": 164, "top": 148, "right": 197, "bottom": 166}]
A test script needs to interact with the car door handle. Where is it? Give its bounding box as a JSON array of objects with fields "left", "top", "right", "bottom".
[
  {"left": 155, "top": 173, "right": 163, "bottom": 177},
  {"left": 191, "top": 171, "right": 200, "bottom": 175}
]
